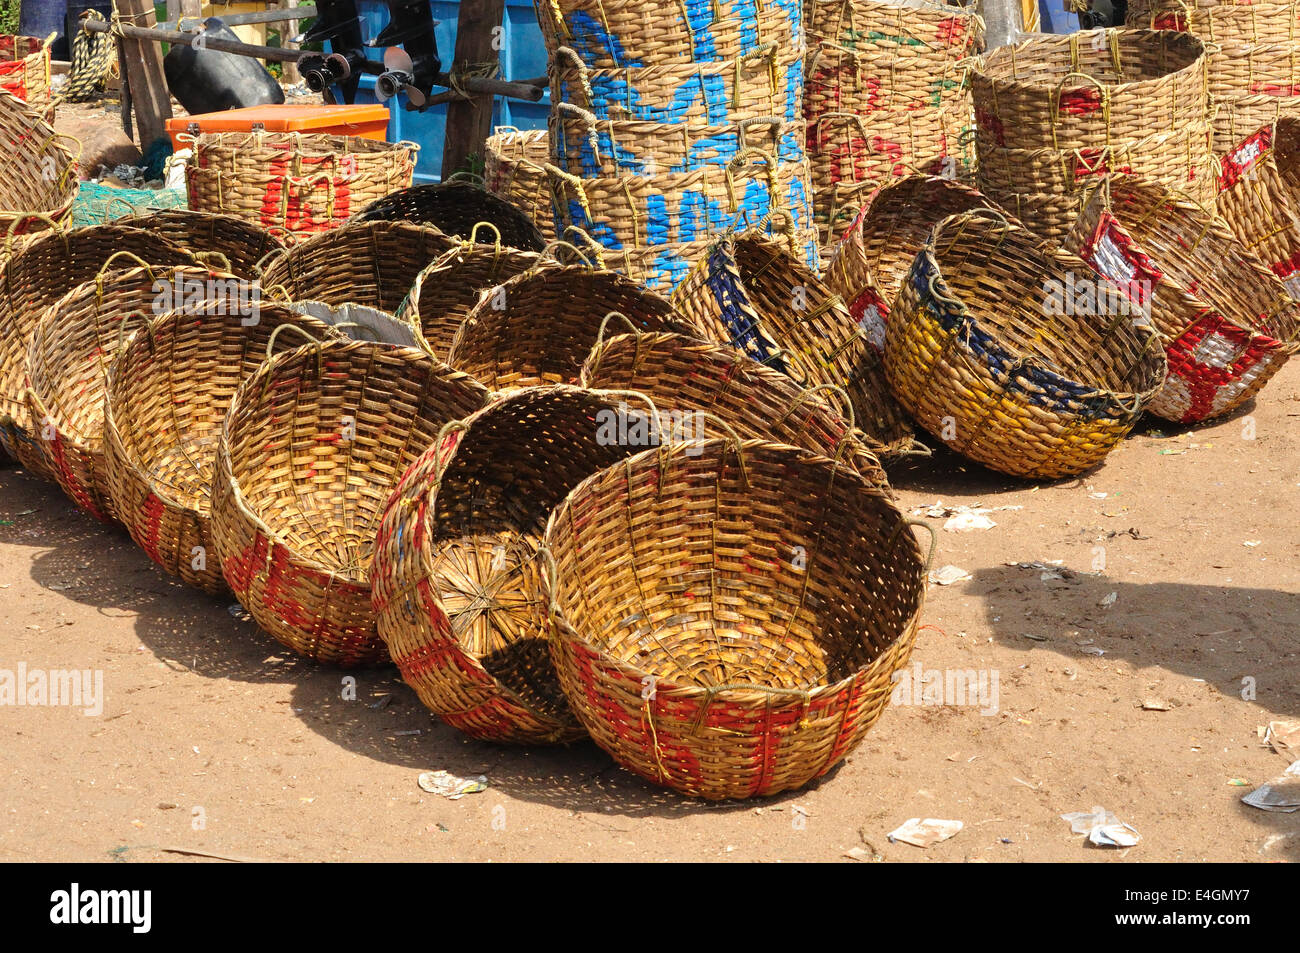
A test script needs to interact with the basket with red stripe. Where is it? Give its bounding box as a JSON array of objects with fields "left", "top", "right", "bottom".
[
  {"left": 183, "top": 132, "right": 416, "bottom": 242},
  {"left": 1218, "top": 119, "right": 1300, "bottom": 298},
  {"left": 1066, "top": 176, "right": 1300, "bottom": 423},
  {"left": 544, "top": 435, "right": 931, "bottom": 799},
  {"left": 0, "top": 34, "right": 52, "bottom": 108}
]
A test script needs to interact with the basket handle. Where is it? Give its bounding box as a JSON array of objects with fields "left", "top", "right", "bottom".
[
  {"left": 253, "top": 246, "right": 289, "bottom": 280},
  {"left": 562, "top": 226, "right": 607, "bottom": 268},
  {"left": 330, "top": 320, "right": 382, "bottom": 343},
  {"left": 587, "top": 388, "right": 666, "bottom": 442},
  {"left": 468, "top": 221, "right": 503, "bottom": 254},
  {"left": 539, "top": 544, "right": 561, "bottom": 623},
  {"left": 95, "top": 250, "right": 158, "bottom": 282},
  {"left": 104, "top": 196, "right": 144, "bottom": 221},
  {"left": 264, "top": 322, "right": 321, "bottom": 360},
  {"left": 3, "top": 212, "right": 65, "bottom": 253},
  {"left": 113, "top": 310, "right": 152, "bottom": 359},
  {"left": 430, "top": 418, "right": 472, "bottom": 483},
  {"left": 902, "top": 517, "right": 938, "bottom": 574},
  {"left": 537, "top": 240, "right": 594, "bottom": 269},
  {"left": 192, "top": 250, "right": 233, "bottom": 273}
]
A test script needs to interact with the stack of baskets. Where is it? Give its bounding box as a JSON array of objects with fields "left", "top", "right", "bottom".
[
  {"left": 0, "top": 89, "right": 78, "bottom": 241},
  {"left": 537, "top": 0, "right": 819, "bottom": 290},
  {"left": 803, "top": 0, "right": 982, "bottom": 252},
  {"left": 485, "top": 127, "right": 557, "bottom": 243},
  {"left": 0, "top": 34, "right": 53, "bottom": 111},
  {"left": 183, "top": 131, "right": 417, "bottom": 242},
  {"left": 970, "top": 28, "right": 1214, "bottom": 243},
  {"left": 1127, "top": 0, "right": 1300, "bottom": 153}
]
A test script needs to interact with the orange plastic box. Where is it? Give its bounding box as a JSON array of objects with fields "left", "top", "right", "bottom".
[{"left": 167, "top": 104, "right": 391, "bottom": 150}]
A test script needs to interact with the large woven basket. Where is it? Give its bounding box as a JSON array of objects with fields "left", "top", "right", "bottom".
[
  {"left": 826, "top": 175, "right": 1004, "bottom": 353},
  {"left": 258, "top": 220, "right": 453, "bottom": 314},
  {"left": 485, "top": 127, "right": 556, "bottom": 243},
  {"left": 184, "top": 132, "right": 417, "bottom": 241},
  {"left": 0, "top": 89, "right": 78, "bottom": 241},
  {"left": 971, "top": 28, "right": 1211, "bottom": 239},
  {"left": 0, "top": 229, "right": 193, "bottom": 471},
  {"left": 373, "top": 385, "right": 668, "bottom": 743},
  {"left": 123, "top": 209, "right": 285, "bottom": 279},
  {"left": 447, "top": 263, "right": 697, "bottom": 389},
  {"left": 353, "top": 179, "right": 546, "bottom": 251},
  {"left": 806, "top": 0, "right": 982, "bottom": 49},
  {"left": 103, "top": 306, "right": 335, "bottom": 593},
  {"left": 672, "top": 231, "right": 914, "bottom": 456},
  {"left": 1065, "top": 177, "right": 1300, "bottom": 423},
  {"left": 536, "top": 0, "right": 803, "bottom": 69},
  {"left": 887, "top": 209, "right": 1168, "bottom": 478},
  {"left": 395, "top": 227, "right": 550, "bottom": 359},
  {"left": 545, "top": 437, "right": 930, "bottom": 799},
  {"left": 1218, "top": 118, "right": 1300, "bottom": 295},
  {"left": 211, "top": 338, "right": 489, "bottom": 666},
  {"left": 580, "top": 325, "right": 889, "bottom": 486},
  {"left": 0, "top": 34, "right": 53, "bottom": 107},
  {"left": 550, "top": 105, "right": 805, "bottom": 179},
  {"left": 551, "top": 46, "right": 805, "bottom": 126},
  {"left": 26, "top": 263, "right": 241, "bottom": 524}
]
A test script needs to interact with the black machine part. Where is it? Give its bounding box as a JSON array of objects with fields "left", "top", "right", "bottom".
[{"left": 163, "top": 17, "right": 285, "bottom": 115}]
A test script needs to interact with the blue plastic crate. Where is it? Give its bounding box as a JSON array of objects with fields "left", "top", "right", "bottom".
[{"left": 339, "top": 0, "right": 550, "bottom": 180}]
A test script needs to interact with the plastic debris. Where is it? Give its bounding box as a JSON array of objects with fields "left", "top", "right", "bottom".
[
  {"left": 1241, "top": 762, "right": 1300, "bottom": 813},
  {"left": 888, "top": 818, "right": 963, "bottom": 848},
  {"left": 1140, "top": 699, "right": 1170, "bottom": 711},
  {"left": 1099, "top": 592, "right": 1118, "bottom": 608},
  {"left": 911, "top": 501, "right": 1022, "bottom": 519},
  {"left": 929, "top": 565, "right": 972, "bottom": 586},
  {"left": 418, "top": 770, "right": 489, "bottom": 799},
  {"left": 943, "top": 512, "right": 997, "bottom": 532},
  {"left": 1061, "top": 806, "right": 1140, "bottom": 847},
  {"left": 1264, "top": 720, "right": 1300, "bottom": 758}
]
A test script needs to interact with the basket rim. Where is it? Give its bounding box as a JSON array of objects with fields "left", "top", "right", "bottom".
[
  {"left": 973, "top": 27, "right": 1206, "bottom": 91},
  {"left": 543, "top": 436, "right": 928, "bottom": 703}
]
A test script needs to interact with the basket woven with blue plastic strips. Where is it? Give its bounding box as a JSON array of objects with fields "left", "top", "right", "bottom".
[
  {"left": 551, "top": 45, "right": 804, "bottom": 126},
  {"left": 886, "top": 209, "right": 1169, "bottom": 480},
  {"left": 537, "top": 0, "right": 803, "bottom": 70},
  {"left": 547, "top": 151, "right": 815, "bottom": 258},
  {"left": 550, "top": 105, "right": 806, "bottom": 178},
  {"left": 672, "top": 225, "right": 914, "bottom": 457}
]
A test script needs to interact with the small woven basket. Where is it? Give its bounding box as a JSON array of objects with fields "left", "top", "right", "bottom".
[
  {"left": 446, "top": 263, "right": 697, "bottom": 389},
  {"left": 123, "top": 209, "right": 286, "bottom": 279},
  {"left": 211, "top": 338, "right": 489, "bottom": 666},
  {"left": 0, "top": 228, "right": 193, "bottom": 471},
  {"left": 26, "top": 262, "right": 237, "bottom": 524},
  {"left": 0, "top": 89, "right": 78, "bottom": 241},
  {"left": 887, "top": 209, "right": 1168, "bottom": 479},
  {"left": 1217, "top": 118, "right": 1300, "bottom": 295},
  {"left": 484, "top": 127, "right": 556, "bottom": 243},
  {"left": 536, "top": 0, "right": 804, "bottom": 69},
  {"left": 184, "top": 131, "right": 417, "bottom": 241},
  {"left": 395, "top": 225, "right": 550, "bottom": 359},
  {"left": 1065, "top": 177, "right": 1300, "bottom": 423},
  {"left": 0, "top": 34, "right": 53, "bottom": 107},
  {"left": 826, "top": 175, "right": 1004, "bottom": 354},
  {"left": 580, "top": 324, "right": 889, "bottom": 486},
  {"left": 545, "top": 436, "right": 931, "bottom": 799},
  {"left": 258, "top": 220, "right": 453, "bottom": 314},
  {"left": 672, "top": 231, "right": 915, "bottom": 457},
  {"left": 353, "top": 178, "right": 546, "bottom": 251},
  {"left": 373, "top": 384, "right": 669, "bottom": 743},
  {"left": 103, "top": 305, "right": 336, "bottom": 593}
]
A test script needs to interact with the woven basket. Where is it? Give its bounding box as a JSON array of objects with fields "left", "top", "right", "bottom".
[
  {"left": 826, "top": 175, "right": 1004, "bottom": 353},
  {"left": 0, "top": 228, "right": 193, "bottom": 471},
  {"left": 26, "top": 263, "right": 243, "bottom": 524},
  {"left": 211, "top": 338, "right": 489, "bottom": 666},
  {"left": 1218, "top": 118, "right": 1300, "bottom": 294},
  {"left": 805, "top": 0, "right": 983, "bottom": 48},
  {"left": 353, "top": 178, "right": 546, "bottom": 251},
  {"left": 1128, "top": 1, "right": 1300, "bottom": 40},
  {"left": 548, "top": 155, "right": 816, "bottom": 257},
  {"left": 672, "top": 231, "right": 914, "bottom": 456},
  {"left": 184, "top": 131, "right": 417, "bottom": 241},
  {"left": 0, "top": 34, "right": 52, "bottom": 107},
  {"left": 551, "top": 45, "right": 805, "bottom": 126},
  {"left": 372, "top": 384, "right": 672, "bottom": 743},
  {"left": 447, "top": 263, "right": 696, "bottom": 389},
  {"left": 581, "top": 324, "right": 889, "bottom": 485},
  {"left": 1065, "top": 177, "right": 1300, "bottom": 423},
  {"left": 258, "top": 220, "right": 453, "bottom": 314},
  {"left": 103, "top": 305, "right": 336, "bottom": 593},
  {"left": 550, "top": 105, "right": 805, "bottom": 178},
  {"left": 123, "top": 209, "right": 286, "bottom": 280},
  {"left": 1212, "top": 91, "right": 1300, "bottom": 153},
  {"left": 887, "top": 209, "right": 1168, "bottom": 478},
  {"left": 484, "top": 127, "right": 556, "bottom": 242},
  {"left": 545, "top": 436, "right": 930, "bottom": 799},
  {"left": 536, "top": 0, "right": 804, "bottom": 69},
  {"left": 395, "top": 227, "right": 550, "bottom": 359},
  {"left": 0, "top": 89, "right": 78, "bottom": 241}
]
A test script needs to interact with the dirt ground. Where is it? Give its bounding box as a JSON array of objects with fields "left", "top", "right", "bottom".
[{"left": 0, "top": 354, "right": 1295, "bottom": 864}]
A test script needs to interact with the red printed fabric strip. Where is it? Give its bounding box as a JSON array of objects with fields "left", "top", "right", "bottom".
[
  {"left": 1219, "top": 126, "right": 1272, "bottom": 191},
  {"left": 1249, "top": 81, "right": 1300, "bottom": 97},
  {"left": 1057, "top": 86, "right": 1103, "bottom": 116},
  {"left": 1153, "top": 12, "right": 1187, "bottom": 29},
  {"left": 849, "top": 286, "right": 890, "bottom": 354},
  {"left": 1077, "top": 212, "right": 1164, "bottom": 309},
  {"left": 260, "top": 147, "right": 291, "bottom": 231},
  {"left": 975, "top": 106, "right": 1005, "bottom": 147},
  {"left": 1162, "top": 313, "right": 1283, "bottom": 422}
]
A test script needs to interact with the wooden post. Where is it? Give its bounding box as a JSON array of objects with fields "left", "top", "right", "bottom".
[
  {"left": 279, "top": 0, "right": 301, "bottom": 84},
  {"left": 116, "top": 0, "right": 174, "bottom": 149},
  {"left": 442, "top": 0, "right": 506, "bottom": 179}
]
